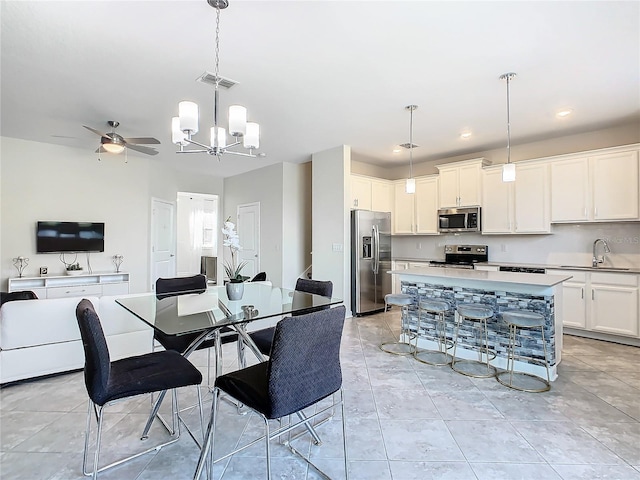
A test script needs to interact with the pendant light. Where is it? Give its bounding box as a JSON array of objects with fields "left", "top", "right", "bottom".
[
  {"left": 500, "top": 72, "right": 517, "bottom": 182},
  {"left": 404, "top": 105, "right": 418, "bottom": 194}
]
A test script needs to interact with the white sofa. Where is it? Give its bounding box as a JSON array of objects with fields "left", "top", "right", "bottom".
[{"left": 0, "top": 294, "right": 154, "bottom": 384}]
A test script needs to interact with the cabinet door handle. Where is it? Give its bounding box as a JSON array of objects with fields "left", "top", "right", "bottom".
[
  {"left": 581, "top": 288, "right": 584, "bottom": 299},
  {"left": 594, "top": 207, "right": 598, "bottom": 218},
  {"left": 584, "top": 208, "right": 587, "bottom": 218},
  {"left": 591, "top": 290, "right": 594, "bottom": 300}
]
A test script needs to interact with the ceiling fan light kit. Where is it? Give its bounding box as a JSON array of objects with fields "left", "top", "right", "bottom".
[
  {"left": 172, "top": 0, "right": 263, "bottom": 160},
  {"left": 84, "top": 120, "right": 160, "bottom": 157}
]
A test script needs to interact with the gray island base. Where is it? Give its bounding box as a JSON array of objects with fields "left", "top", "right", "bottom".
[{"left": 389, "top": 267, "right": 573, "bottom": 381}]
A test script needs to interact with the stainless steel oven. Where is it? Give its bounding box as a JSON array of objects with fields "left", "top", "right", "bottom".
[{"left": 438, "top": 206, "right": 481, "bottom": 233}]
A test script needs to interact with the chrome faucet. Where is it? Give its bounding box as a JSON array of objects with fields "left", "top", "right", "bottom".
[{"left": 592, "top": 238, "right": 611, "bottom": 267}]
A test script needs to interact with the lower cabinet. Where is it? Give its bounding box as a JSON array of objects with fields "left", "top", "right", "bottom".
[
  {"left": 392, "top": 261, "right": 409, "bottom": 294},
  {"left": 547, "top": 269, "right": 639, "bottom": 338}
]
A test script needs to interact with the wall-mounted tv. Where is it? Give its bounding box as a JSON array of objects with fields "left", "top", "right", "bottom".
[{"left": 36, "top": 221, "right": 105, "bottom": 253}]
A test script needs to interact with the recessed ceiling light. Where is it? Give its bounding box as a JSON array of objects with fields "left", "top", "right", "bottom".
[
  {"left": 556, "top": 109, "right": 573, "bottom": 118},
  {"left": 392, "top": 147, "right": 402, "bottom": 153},
  {"left": 460, "top": 132, "right": 472, "bottom": 139}
]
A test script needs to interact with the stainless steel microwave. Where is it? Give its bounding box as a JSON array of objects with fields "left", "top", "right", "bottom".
[{"left": 438, "top": 207, "right": 481, "bottom": 233}]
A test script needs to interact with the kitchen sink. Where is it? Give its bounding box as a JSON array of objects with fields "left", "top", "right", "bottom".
[{"left": 559, "top": 265, "right": 630, "bottom": 271}]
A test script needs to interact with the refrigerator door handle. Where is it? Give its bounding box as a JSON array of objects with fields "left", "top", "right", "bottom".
[{"left": 372, "top": 224, "right": 380, "bottom": 274}]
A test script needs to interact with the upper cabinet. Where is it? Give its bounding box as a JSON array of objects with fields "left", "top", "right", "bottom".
[
  {"left": 550, "top": 148, "right": 639, "bottom": 223},
  {"left": 393, "top": 176, "right": 439, "bottom": 235},
  {"left": 350, "top": 175, "right": 393, "bottom": 212},
  {"left": 437, "top": 158, "right": 488, "bottom": 208},
  {"left": 350, "top": 175, "right": 372, "bottom": 210},
  {"left": 482, "top": 162, "right": 550, "bottom": 234}
]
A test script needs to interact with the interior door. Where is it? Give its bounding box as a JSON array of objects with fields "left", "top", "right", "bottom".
[
  {"left": 150, "top": 198, "right": 176, "bottom": 290},
  {"left": 236, "top": 202, "right": 260, "bottom": 279}
]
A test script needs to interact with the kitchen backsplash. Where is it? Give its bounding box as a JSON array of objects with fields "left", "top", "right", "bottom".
[{"left": 392, "top": 223, "right": 640, "bottom": 268}]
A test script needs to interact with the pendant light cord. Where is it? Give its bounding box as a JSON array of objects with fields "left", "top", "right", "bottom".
[
  {"left": 506, "top": 74, "right": 511, "bottom": 165},
  {"left": 409, "top": 107, "right": 414, "bottom": 179}
]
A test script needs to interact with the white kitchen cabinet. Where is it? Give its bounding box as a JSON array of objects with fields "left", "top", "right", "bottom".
[
  {"left": 482, "top": 167, "right": 512, "bottom": 233},
  {"left": 350, "top": 175, "right": 372, "bottom": 210},
  {"left": 371, "top": 179, "right": 393, "bottom": 213},
  {"left": 437, "top": 158, "right": 488, "bottom": 208},
  {"left": 550, "top": 148, "right": 639, "bottom": 223},
  {"left": 393, "top": 176, "right": 439, "bottom": 234},
  {"left": 481, "top": 162, "right": 550, "bottom": 234},
  {"left": 590, "top": 272, "right": 639, "bottom": 337},
  {"left": 548, "top": 270, "right": 588, "bottom": 330},
  {"left": 351, "top": 175, "right": 393, "bottom": 213},
  {"left": 392, "top": 261, "right": 409, "bottom": 294},
  {"left": 592, "top": 150, "right": 639, "bottom": 221},
  {"left": 547, "top": 269, "right": 639, "bottom": 338}
]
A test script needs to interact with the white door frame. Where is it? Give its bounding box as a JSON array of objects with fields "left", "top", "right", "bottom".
[{"left": 150, "top": 197, "right": 177, "bottom": 291}]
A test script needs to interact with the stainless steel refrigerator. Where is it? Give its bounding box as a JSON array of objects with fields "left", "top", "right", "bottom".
[{"left": 351, "top": 210, "right": 392, "bottom": 316}]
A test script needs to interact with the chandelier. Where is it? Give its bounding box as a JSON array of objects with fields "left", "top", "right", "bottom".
[
  {"left": 171, "top": 0, "right": 263, "bottom": 160},
  {"left": 500, "top": 72, "right": 516, "bottom": 182}
]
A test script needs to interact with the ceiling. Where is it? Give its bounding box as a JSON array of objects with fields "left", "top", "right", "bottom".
[{"left": 1, "top": 1, "right": 638, "bottom": 178}]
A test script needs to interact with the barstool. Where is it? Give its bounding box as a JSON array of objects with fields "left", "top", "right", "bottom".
[
  {"left": 380, "top": 293, "right": 414, "bottom": 355},
  {"left": 413, "top": 299, "right": 452, "bottom": 366},
  {"left": 451, "top": 304, "right": 496, "bottom": 378},
  {"left": 496, "top": 310, "right": 551, "bottom": 393}
]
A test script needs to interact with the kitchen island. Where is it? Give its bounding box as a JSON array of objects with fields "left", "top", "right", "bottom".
[{"left": 389, "top": 267, "right": 573, "bottom": 381}]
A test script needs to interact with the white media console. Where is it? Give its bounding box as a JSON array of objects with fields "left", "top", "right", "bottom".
[{"left": 8, "top": 272, "right": 130, "bottom": 299}]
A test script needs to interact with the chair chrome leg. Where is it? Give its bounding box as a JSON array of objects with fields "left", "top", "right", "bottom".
[{"left": 264, "top": 416, "right": 272, "bottom": 480}]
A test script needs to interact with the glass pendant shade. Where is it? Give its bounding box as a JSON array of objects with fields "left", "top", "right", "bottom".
[
  {"left": 502, "top": 163, "right": 516, "bottom": 182},
  {"left": 171, "top": 117, "right": 188, "bottom": 145},
  {"left": 405, "top": 177, "right": 416, "bottom": 194},
  {"left": 243, "top": 122, "right": 260, "bottom": 149},
  {"left": 179, "top": 101, "right": 199, "bottom": 134},
  {"left": 228, "top": 105, "right": 247, "bottom": 136},
  {"left": 102, "top": 142, "right": 125, "bottom": 154},
  {"left": 210, "top": 127, "right": 227, "bottom": 148}
]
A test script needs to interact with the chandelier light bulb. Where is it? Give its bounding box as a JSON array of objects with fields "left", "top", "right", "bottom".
[
  {"left": 179, "top": 101, "right": 199, "bottom": 134},
  {"left": 243, "top": 122, "right": 260, "bottom": 149},
  {"left": 228, "top": 105, "right": 247, "bottom": 137},
  {"left": 210, "top": 126, "right": 227, "bottom": 148},
  {"left": 172, "top": 117, "right": 188, "bottom": 146}
]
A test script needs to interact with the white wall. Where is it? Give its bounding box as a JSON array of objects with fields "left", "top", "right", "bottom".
[
  {"left": 0, "top": 137, "right": 224, "bottom": 292},
  {"left": 223, "top": 163, "right": 285, "bottom": 286},
  {"left": 312, "top": 145, "right": 351, "bottom": 312},
  {"left": 392, "top": 222, "right": 640, "bottom": 269},
  {"left": 281, "top": 162, "right": 311, "bottom": 289}
]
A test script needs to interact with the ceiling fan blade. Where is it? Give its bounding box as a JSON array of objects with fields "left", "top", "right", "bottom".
[
  {"left": 123, "top": 137, "right": 161, "bottom": 145},
  {"left": 126, "top": 143, "right": 159, "bottom": 156},
  {"left": 83, "top": 125, "right": 108, "bottom": 137}
]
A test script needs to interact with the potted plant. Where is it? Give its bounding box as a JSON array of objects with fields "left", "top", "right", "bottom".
[
  {"left": 66, "top": 262, "right": 83, "bottom": 276},
  {"left": 222, "top": 218, "right": 247, "bottom": 300}
]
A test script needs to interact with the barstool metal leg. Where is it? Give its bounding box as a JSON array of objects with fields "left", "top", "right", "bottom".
[{"left": 380, "top": 305, "right": 414, "bottom": 355}]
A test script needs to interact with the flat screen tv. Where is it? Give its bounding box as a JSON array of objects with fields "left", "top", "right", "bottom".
[{"left": 36, "top": 221, "right": 105, "bottom": 253}]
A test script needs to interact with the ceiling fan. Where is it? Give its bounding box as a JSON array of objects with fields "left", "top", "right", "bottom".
[{"left": 83, "top": 121, "right": 160, "bottom": 156}]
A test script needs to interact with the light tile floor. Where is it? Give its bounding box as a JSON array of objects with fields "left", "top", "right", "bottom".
[{"left": 1, "top": 309, "right": 639, "bottom": 479}]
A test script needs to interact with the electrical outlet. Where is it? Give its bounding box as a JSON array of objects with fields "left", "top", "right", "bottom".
[{"left": 332, "top": 243, "right": 343, "bottom": 252}]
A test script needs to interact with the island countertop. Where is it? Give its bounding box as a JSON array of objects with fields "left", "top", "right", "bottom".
[{"left": 389, "top": 266, "right": 572, "bottom": 288}]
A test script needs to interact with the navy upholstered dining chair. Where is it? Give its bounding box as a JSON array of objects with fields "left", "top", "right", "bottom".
[
  {"left": 75, "top": 299, "right": 203, "bottom": 479},
  {"left": 248, "top": 278, "right": 333, "bottom": 356},
  {"left": 195, "top": 305, "right": 348, "bottom": 480}
]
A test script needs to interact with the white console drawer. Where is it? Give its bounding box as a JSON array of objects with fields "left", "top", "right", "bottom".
[{"left": 46, "top": 284, "right": 102, "bottom": 298}]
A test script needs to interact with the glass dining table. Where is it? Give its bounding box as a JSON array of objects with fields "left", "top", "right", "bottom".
[
  {"left": 116, "top": 282, "right": 343, "bottom": 479},
  {"left": 116, "top": 282, "right": 343, "bottom": 359}
]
